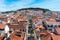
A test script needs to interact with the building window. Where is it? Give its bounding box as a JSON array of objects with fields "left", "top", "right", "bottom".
[
  {"left": 58, "top": 25, "right": 60, "bottom": 27},
  {"left": 40, "top": 28, "right": 45, "bottom": 32},
  {"left": 49, "top": 29, "right": 52, "bottom": 31},
  {"left": 48, "top": 25, "right": 53, "bottom": 27},
  {"left": 54, "top": 25, "right": 57, "bottom": 28}
]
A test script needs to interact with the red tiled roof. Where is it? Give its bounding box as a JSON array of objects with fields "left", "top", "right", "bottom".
[
  {"left": 0, "top": 24, "right": 5, "bottom": 29},
  {"left": 40, "top": 30, "right": 50, "bottom": 35},
  {"left": 10, "top": 31, "right": 25, "bottom": 40},
  {"left": 17, "top": 16, "right": 28, "bottom": 21},
  {"left": 0, "top": 35, "right": 5, "bottom": 40},
  {"left": 46, "top": 21, "right": 60, "bottom": 25},
  {"left": 51, "top": 33, "right": 60, "bottom": 40},
  {"left": 55, "top": 28, "right": 60, "bottom": 35},
  {"left": 40, "top": 30, "right": 51, "bottom": 40},
  {"left": 41, "top": 34, "right": 51, "bottom": 40}
]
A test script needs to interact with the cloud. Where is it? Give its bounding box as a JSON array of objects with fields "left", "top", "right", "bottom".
[
  {"left": 0, "top": 0, "right": 35, "bottom": 11},
  {"left": 8, "top": 0, "right": 35, "bottom": 8},
  {"left": 0, "top": 0, "right": 6, "bottom": 11},
  {"left": 30, "top": 0, "right": 60, "bottom": 11},
  {"left": 0, "top": 0, "right": 60, "bottom": 11}
]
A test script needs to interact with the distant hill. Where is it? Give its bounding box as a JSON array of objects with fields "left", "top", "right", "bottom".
[
  {"left": 17, "top": 8, "right": 50, "bottom": 12},
  {"left": 1, "top": 8, "right": 50, "bottom": 13},
  {"left": 0, "top": 8, "right": 51, "bottom": 16}
]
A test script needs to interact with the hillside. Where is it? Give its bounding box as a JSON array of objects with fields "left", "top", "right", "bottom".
[
  {"left": 1, "top": 8, "right": 50, "bottom": 13},
  {"left": 17, "top": 8, "right": 50, "bottom": 12},
  {"left": 0, "top": 8, "right": 52, "bottom": 17}
]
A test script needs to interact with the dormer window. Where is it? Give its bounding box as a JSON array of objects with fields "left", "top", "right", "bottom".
[
  {"left": 48, "top": 25, "right": 53, "bottom": 27},
  {"left": 9, "top": 31, "right": 12, "bottom": 34},
  {"left": 54, "top": 25, "right": 57, "bottom": 28},
  {"left": 59, "top": 25, "right": 60, "bottom": 27},
  {"left": 16, "top": 34, "right": 21, "bottom": 37},
  {"left": 40, "top": 28, "right": 45, "bottom": 32},
  {"left": 58, "top": 25, "right": 60, "bottom": 27},
  {"left": 16, "top": 32, "right": 22, "bottom": 37}
]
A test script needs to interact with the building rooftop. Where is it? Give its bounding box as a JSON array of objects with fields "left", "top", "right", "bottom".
[
  {"left": 55, "top": 28, "right": 60, "bottom": 35},
  {"left": 46, "top": 21, "right": 60, "bottom": 25},
  {"left": 10, "top": 30, "right": 25, "bottom": 40},
  {"left": 0, "top": 24, "right": 5, "bottom": 29},
  {"left": 51, "top": 33, "right": 60, "bottom": 40}
]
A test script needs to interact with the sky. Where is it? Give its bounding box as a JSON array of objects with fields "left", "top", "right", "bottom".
[{"left": 0, "top": 0, "right": 60, "bottom": 12}]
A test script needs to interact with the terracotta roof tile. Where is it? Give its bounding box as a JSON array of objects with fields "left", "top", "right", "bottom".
[
  {"left": 46, "top": 21, "right": 60, "bottom": 25},
  {"left": 0, "top": 24, "right": 5, "bottom": 29},
  {"left": 40, "top": 30, "right": 50, "bottom": 35},
  {"left": 51, "top": 33, "right": 60, "bottom": 40},
  {"left": 55, "top": 28, "right": 60, "bottom": 35},
  {"left": 41, "top": 34, "right": 51, "bottom": 40},
  {"left": 40, "top": 30, "right": 51, "bottom": 40},
  {"left": 17, "top": 16, "right": 28, "bottom": 21},
  {"left": 10, "top": 31, "right": 25, "bottom": 40}
]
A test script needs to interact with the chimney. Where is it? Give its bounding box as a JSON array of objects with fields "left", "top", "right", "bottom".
[
  {"left": 7, "top": 18, "right": 10, "bottom": 23},
  {"left": 4, "top": 25, "right": 9, "bottom": 34},
  {"left": 6, "top": 15, "right": 11, "bottom": 23}
]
